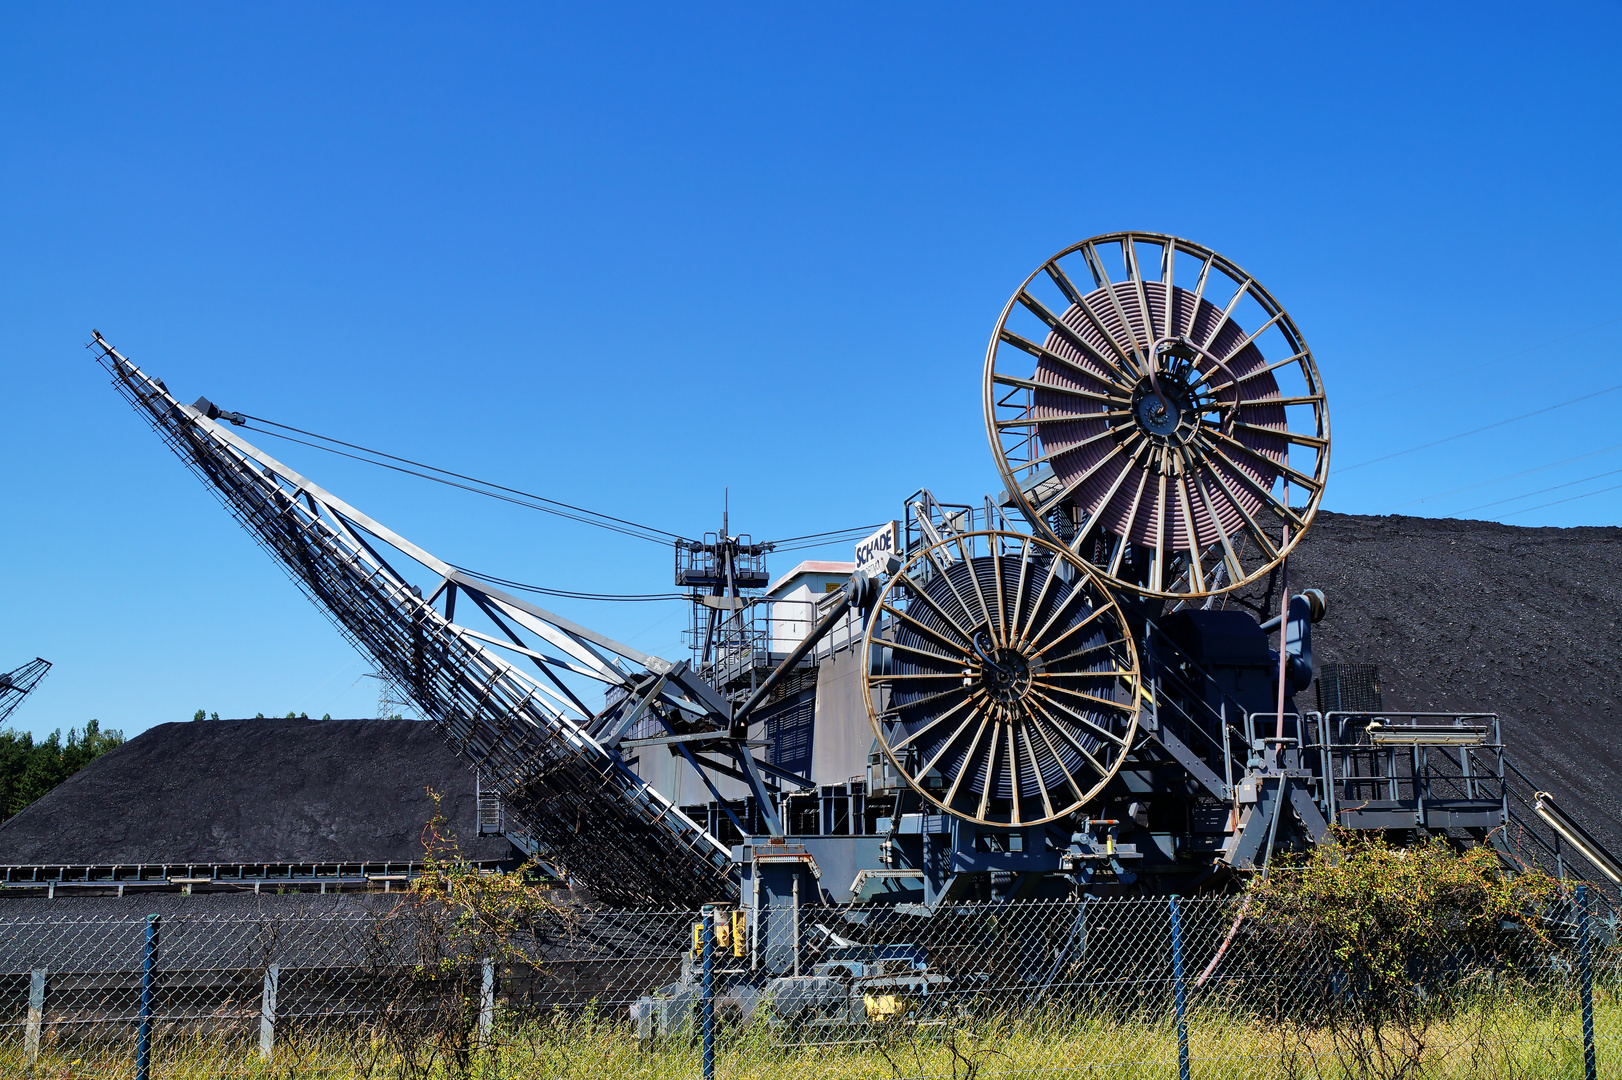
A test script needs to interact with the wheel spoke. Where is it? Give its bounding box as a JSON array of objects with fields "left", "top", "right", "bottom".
[
  {"left": 883, "top": 637, "right": 972, "bottom": 668},
  {"left": 943, "top": 719, "right": 990, "bottom": 806},
  {"left": 889, "top": 695, "right": 976, "bottom": 756},
  {"left": 1199, "top": 351, "right": 1309, "bottom": 396},
  {"left": 1071, "top": 438, "right": 1152, "bottom": 549},
  {"left": 1185, "top": 252, "right": 1215, "bottom": 338},
  {"left": 997, "top": 329, "right": 1135, "bottom": 395},
  {"left": 991, "top": 371, "right": 1127, "bottom": 406},
  {"left": 894, "top": 570, "right": 978, "bottom": 646},
  {"left": 1026, "top": 699, "right": 1087, "bottom": 803},
  {"left": 950, "top": 534, "right": 999, "bottom": 646},
  {"left": 1236, "top": 394, "right": 1323, "bottom": 409},
  {"left": 1174, "top": 461, "right": 1206, "bottom": 592},
  {"left": 1005, "top": 724, "right": 1022, "bottom": 824},
  {"left": 1027, "top": 691, "right": 1114, "bottom": 776},
  {"left": 1029, "top": 436, "right": 1134, "bottom": 522},
  {"left": 1159, "top": 238, "right": 1176, "bottom": 339},
  {"left": 1187, "top": 450, "right": 1245, "bottom": 585},
  {"left": 1203, "top": 433, "right": 1319, "bottom": 511},
  {"left": 1032, "top": 681, "right": 1137, "bottom": 721},
  {"left": 1010, "top": 537, "right": 1034, "bottom": 646},
  {"left": 976, "top": 725, "right": 1001, "bottom": 820},
  {"left": 874, "top": 682, "right": 970, "bottom": 719},
  {"left": 1216, "top": 310, "right": 1286, "bottom": 364},
  {"left": 1016, "top": 290, "right": 1138, "bottom": 386},
  {"left": 1038, "top": 636, "right": 1131, "bottom": 666},
  {"left": 1187, "top": 450, "right": 1283, "bottom": 561},
  {"left": 1232, "top": 421, "right": 1327, "bottom": 448},
  {"left": 1198, "top": 276, "right": 1254, "bottom": 354},
  {"left": 1085, "top": 242, "right": 1153, "bottom": 376},
  {"left": 880, "top": 600, "right": 972, "bottom": 652},
  {"left": 1030, "top": 592, "right": 1110, "bottom": 658},
  {"left": 1026, "top": 579, "right": 1103, "bottom": 653},
  {"left": 1017, "top": 721, "right": 1053, "bottom": 819}
]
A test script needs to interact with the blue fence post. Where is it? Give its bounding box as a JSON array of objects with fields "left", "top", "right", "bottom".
[
  {"left": 701, "top": 903, "right": 716, "bottom": 1080},
  {"left": 1577, "top": 885, "right": 1597, "bottom": 1080},
  {"left": 136, "top": 913, "right": 159, "bottom": 1080},
  {"left": 1169, "top": 895, "right": 1191, "bottom": 1080}
]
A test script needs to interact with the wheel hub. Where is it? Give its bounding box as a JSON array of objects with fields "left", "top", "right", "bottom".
[
  {"left": 1129, "top": 371, "right": 1199, "bottom": 445},
  {"left": 973, "top": 631, "right": 1033, "bottom": 705}
]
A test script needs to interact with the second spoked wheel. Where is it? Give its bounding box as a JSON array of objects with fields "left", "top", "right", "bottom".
[{"left": 863, "top": 530, "right": 1141, "bottom": 827}]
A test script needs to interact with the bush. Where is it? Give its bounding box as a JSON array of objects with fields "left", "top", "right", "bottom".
[{"left": 1247, "top": 828, "right": 1564, "bottom": 1080}]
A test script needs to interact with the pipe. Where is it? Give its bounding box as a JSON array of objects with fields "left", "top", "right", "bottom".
[
  {"left": 1272, "top": 489, "right": 1291, "bottom": 745},
  {"left": 1535, "top": 792, "right": 1622, "bottom": 886},
  {"left": 1259, "top": 589, "right": 1326, "bottom": 633},
  {"left": 791, "top": 872, "right": 801, "bottom": 977}
]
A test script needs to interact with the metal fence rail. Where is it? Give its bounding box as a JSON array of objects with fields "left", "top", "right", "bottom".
[{"left": 0, "top": 891, "right": 1615, "bottom": 1079}]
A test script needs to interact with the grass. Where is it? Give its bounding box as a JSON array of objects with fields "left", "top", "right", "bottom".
[{"left": 5, "top": 994, "right": 1620, "bottom": 1079}]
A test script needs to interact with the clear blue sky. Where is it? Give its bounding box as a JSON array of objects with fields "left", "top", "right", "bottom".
[{"left": 3, "top": 4, "right": 1619, "bottom": 739}]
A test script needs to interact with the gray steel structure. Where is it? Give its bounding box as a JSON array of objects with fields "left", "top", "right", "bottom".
[{"left": 88, "top": 231, "right": 1622, "bottom": 926}]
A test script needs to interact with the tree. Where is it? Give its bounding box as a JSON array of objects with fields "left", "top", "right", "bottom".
[{"left": 0, "top": 720, "right": 125, "bottom": 820}]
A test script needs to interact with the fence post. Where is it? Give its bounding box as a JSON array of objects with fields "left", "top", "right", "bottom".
[
  {"left": 259, "top": 963, "right": 279, "bottom": 1063},
  {"left": 25, "top": 970, "right": 45, "bottom": 1064},
  {"left": 136, "top": 914, "right": 159, "bottom": 1080},
  {"left": 479, "top": 957, "right": 495, "bottom": 1045},
  {"left": 1169, "top": 895, "right": 1191, "bottom": 1080},
  {"left": 1577, "top": 885, "right": 1597, "bottom": 1080},
  {"left": 701, "top": 903, "right": 717, "bottom": 1080}
]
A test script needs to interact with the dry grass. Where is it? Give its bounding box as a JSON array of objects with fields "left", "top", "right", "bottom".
[{"left": 4, "top": 994, "right": 1617, "bottom": 1079}]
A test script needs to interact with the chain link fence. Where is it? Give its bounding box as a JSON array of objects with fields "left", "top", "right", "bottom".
[{"left": 0, "top": 888, "right": 1615, "bottom": 1079}]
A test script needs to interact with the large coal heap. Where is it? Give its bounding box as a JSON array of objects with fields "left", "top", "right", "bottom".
[
  {"left": 1231, "top": 511, "right": 1622, "bottom": 857},
  {"left": 0, "top": 717, "right": 514, "bottom": 865}
]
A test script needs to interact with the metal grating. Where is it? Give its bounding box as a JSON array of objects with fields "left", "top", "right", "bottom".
[{"left": 1316, "top": 663, "right": 1382, "bottom": 714}]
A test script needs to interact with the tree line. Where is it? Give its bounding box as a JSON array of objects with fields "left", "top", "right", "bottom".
[{"left": 0, "top": 721, "right": 124, "bottom": 821}]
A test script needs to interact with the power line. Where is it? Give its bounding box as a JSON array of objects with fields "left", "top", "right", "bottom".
[
  {"left": 241, "top": 416, "right": 888, "bottom": 556},
  {"left": 1379, "top": 442, "right": 1622, "bottom": 513},
  {"left": 1458, "top": 467, "right": 1622, "bottom": 515},
  {"left": 764, "top": 524, "right": 886, "bottom": 546},
  {"left": 1338, "top": 382, "right": 1622, "bottom": 473},
  {"left": 1501, "top": 482, "right": 1622, "bottom": 518},
  {"left": 240, "top": 419, "right": 681, "bottom": 544},
  {"left": 450, "top": 566, "right": 685, "bottom": 602}
]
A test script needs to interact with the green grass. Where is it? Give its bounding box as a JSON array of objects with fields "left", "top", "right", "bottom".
[{"left": 5, "top": 996, "right": 1620, "bottom": 1079}]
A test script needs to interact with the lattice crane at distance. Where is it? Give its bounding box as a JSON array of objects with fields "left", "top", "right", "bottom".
[{"left": 0, "top": 659, "right": 51, "bottom": 727}]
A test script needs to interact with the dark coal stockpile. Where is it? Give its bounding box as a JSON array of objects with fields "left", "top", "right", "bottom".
[
  {"left": 1229, "top": 511, "right": 1622, "bottom": 857},
  {"left": 0, "top": 717, "right": 514, "bottom": 865}
]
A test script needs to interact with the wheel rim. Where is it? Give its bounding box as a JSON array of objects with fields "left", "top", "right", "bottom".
[
  {"left": 984, "top": 231, "right": 1330, "bottom": 600},
  {"left": 862, "top": 530, "right": 1141, "bottom": 827}
]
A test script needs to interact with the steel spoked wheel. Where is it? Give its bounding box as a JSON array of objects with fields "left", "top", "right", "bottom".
[
  {"left": 984, "top": 231, "right": 1329, "bottom": 600},
  {"left": 862, "top": 530, "right": 1141, "bottom": 827}
]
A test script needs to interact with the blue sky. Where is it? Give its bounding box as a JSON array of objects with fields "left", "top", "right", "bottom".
[{"left": 2, "top": 4, "right": 1619, "bottom": 738}]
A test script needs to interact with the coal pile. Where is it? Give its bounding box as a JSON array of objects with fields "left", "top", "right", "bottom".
[
  {"left": 1230, "top": 511, "right": 1622, "bottom": 858},
  {"left": 0, "top": 717, "right": 514, "bottom": 865}
]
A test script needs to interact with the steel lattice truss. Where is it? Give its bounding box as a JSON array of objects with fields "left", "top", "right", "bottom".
[
  {"left": 0, "top": 659, "right": 51, "bottom": 727},
  {"left": 91, "top": 335, "right": 737, "bottom": 907}
]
